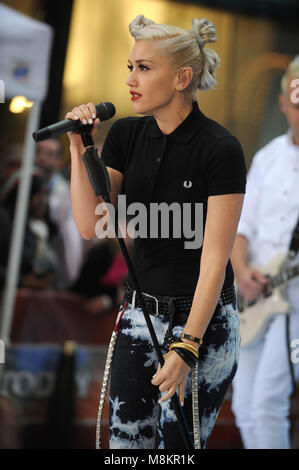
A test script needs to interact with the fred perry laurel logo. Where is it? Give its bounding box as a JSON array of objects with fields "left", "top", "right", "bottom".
[{"left": 183, "top": 180, "right": 192, "bottom": 189}]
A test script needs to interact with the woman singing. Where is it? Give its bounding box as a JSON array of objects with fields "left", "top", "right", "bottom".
[{"left": 66, "top": 15, "right": 246, "bottom": 449}]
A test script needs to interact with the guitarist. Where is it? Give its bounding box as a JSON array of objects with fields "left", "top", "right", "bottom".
[{"left": 231, "top": 55, "right": 299, "bottom": 449}]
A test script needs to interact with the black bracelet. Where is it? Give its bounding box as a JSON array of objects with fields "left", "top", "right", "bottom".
[
  {"left": 180, "top": 333, "right": 203, "bottom": 345},
  {"left": 172, "top": 347, "right": 197, "bottom": 368}
]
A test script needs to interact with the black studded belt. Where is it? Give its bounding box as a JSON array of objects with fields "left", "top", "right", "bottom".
[{"left": 123, "top": 282, "right": 236, "bottom": 321}]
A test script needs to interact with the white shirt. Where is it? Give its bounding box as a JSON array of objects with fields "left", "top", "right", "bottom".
[
  {"left": 48, "top": 173, "right": 85, "bottom": 284},
  {"left": 238, "top": 131, "right": 299, "bottom": 307}
]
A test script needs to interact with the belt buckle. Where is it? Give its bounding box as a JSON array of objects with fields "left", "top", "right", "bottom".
[{"left": 142, "top": 292, "right": 159, "bottom": 317}]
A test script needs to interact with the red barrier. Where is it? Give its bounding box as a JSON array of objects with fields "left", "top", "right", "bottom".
[{"left": 10, "top": 288, "right": 118, "bottom": 345}]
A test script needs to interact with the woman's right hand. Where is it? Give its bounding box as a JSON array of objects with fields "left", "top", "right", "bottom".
[{"left": 65, "top": 102, "right": 101, "bottom": 149}]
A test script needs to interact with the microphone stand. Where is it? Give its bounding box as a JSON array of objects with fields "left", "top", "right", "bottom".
[{"left": 80, "top": 130, "right": 194, "bottom": 450}]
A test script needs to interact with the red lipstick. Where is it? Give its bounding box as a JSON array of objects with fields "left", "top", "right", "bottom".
[{"left": 130, "top": 91, "right": 142, "bottom": 101}]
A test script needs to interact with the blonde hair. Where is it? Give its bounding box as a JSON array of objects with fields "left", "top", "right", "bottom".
[
  {"left": 281, "top": 55, "right": 299, "bottom": 94},
  {"left": 129, "top": 15, "right": 221, "bottom": 100}
]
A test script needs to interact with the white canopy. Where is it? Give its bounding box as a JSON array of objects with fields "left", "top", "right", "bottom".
[
  {"left": 0, "top": 4, "right": 53, "bottom": 101},
  {"left": 0, "top": 5, "right": 53, "bottom": 343}
]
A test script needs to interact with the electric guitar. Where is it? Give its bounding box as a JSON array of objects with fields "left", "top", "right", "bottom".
[{"left": 237, "top": 253, "right": 299, "bottom": 347}]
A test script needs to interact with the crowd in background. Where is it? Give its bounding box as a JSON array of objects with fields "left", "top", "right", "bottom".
[
  {"left": 0, "top": 139, "right": 128, "bottom": 315},
  {"left": 0, "top": 139, "right": 130, "bottom": 449}
]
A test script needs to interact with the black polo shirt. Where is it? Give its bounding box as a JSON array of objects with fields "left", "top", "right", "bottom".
[{"left": 101, "top": 101, "right": 246, "bottom": 296}]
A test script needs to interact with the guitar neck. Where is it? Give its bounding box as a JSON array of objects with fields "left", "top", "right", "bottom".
[
  {"left": 237, "top": 260, "right": 299, "bottom": 312},
  {"left": 268, "top": 263, "right": 299, "bottom": 289}
]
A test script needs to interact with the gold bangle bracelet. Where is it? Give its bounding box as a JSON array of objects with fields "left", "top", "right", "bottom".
[
  {"left": 169, "top": 342, "right": 199, "bottom": 359},
  {"left": 178, "top": 343, "right": 199, "bottom": 358},
  {"left": 171, "top": 341, "right": 199, "bottom": 355},
  {"left": 171, "top": 343, "right": 199, "bottom": 359},
  {"left": 169, "top": 342, "right": 198, "bottom": 355}
]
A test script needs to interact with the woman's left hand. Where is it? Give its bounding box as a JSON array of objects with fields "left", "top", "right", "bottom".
[{"left": 151, "top": 350, "right": 191, "bottom": 405}]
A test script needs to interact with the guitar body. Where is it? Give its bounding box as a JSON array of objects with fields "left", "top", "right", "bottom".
[{"left": 238, "top": 253, "right": 290, "bottom": 347}]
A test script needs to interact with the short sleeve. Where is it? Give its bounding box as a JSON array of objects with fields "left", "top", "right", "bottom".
[
  {"left": 101, "top": 120, "right": 126, "bottom": 173},
  {"left": 237, "top": 147, "right": 268, "bottom": 240},
  {"left": 204, "top": 137, "right": 247, "bottom": 196}
]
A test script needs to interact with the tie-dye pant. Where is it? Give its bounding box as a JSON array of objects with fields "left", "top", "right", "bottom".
[{"left": 109, "top": 296, "right": 240, "bottom": 449}]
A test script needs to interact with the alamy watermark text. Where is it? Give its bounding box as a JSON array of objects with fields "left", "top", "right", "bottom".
[{"left": 95, "top": 195, "right": 203, "bottom": 249}]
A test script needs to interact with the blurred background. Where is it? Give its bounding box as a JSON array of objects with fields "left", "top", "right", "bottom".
[{"left": 0, "top": 0, "right": 298, "bottom": 449}]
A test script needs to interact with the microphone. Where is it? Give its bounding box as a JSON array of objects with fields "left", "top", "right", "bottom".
[{"left": 32, "top": 102, "right": 116, "bottom": 142}]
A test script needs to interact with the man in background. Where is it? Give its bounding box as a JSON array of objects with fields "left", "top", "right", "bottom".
[
  {"left": 231, "top": 56, "right": 299, "bottom": 448},
  {"left": 35, "top": 138, "right": 86, "bottom": 288}
]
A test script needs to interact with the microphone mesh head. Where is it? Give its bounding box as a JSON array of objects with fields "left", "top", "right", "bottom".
[{"left": 96, "top": 102, "right": 116, "bottom": 121}]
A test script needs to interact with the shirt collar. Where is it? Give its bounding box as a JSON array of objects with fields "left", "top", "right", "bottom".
[
  {"left": 286, "top": 129, "right": 299, "bottom": 151},
  {"left": 146, "top": 101, "right": 207, "bottom": 142}
]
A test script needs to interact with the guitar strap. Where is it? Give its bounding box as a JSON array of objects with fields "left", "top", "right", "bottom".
[
  {"left": 286, "top": 215, "right": 299, "bottom": 398},
  {"left": 286, "top": 314, "right": 296, "bottom": 399},
  {"left": 288, "top": 214, "right": 299, "bottom": 259}
]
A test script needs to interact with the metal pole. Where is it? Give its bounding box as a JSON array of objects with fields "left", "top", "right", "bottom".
[{"left": 0, "top": 102, "right": 42, "bottom": 344}]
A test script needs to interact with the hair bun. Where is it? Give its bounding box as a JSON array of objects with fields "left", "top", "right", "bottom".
[
  {"left": 129, "top": 14, "right": 155, "bottom": 35},
  {"left": 191, "top": 18, "right": 217, "bottom": 48}
]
